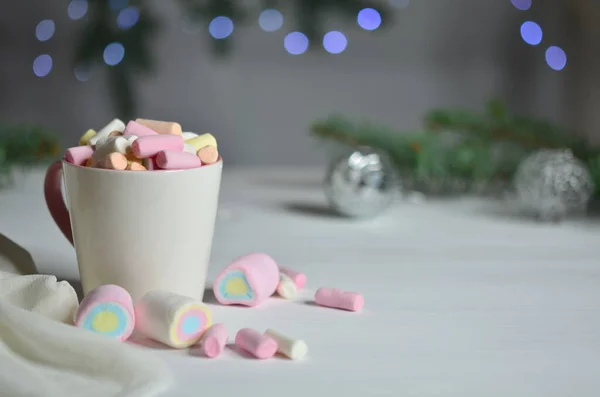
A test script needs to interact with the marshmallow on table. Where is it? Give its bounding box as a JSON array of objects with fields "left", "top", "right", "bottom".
[
  {"left": 182, "top": 132, "right": 199, "bottom": 140},
  {"left": 131, "top": 135, "right": 184, "bottom": 158},
  {"left": 197, "top": 145, "right": 219, "bottom": 165},
  {"left": 199, "top": 323, "right": 228, "bottom": 358},
  {"left": 213, "top": 253, "right": 280, "bottom": 307},
  {"left": 235, "top": 328, "right": 277, "bottom": 359},
  {"left": 314, "top": 288, "right": 364, "bottom": 312},
  {"left": 264, "top": 329, "right": 308, "bottom": 360},
  {"left": 276, "top": 273, "right": 297, "bottom": 300},
  {"left": 88, "top": 118, "right": 126, "bottom": 146},
  {"left": 185, "top": 133, "right": 217, "bottom": 151},
  {"left": 135, "top": 119, "right": 182, "bottom": 136},
  {"left": 135, "top": 290, "right": 212, "bottom": 348},
  {"left": 123, "top": 120, "right": 159, "bottom": 138},
  {"left": 279, "top": 267, "right": 306, "bottom": 289},
  {"left": 64, "top": 145, "right": 94, "bottom": 166},
  {"left": 78, "top": 129, "right": 96, "bottom": 146},
  {"left": 156, "top": 150, "right": 202, "bottom": 170},
  {"left": 74, "top": 284, "right": 135, "bottom": 341}
]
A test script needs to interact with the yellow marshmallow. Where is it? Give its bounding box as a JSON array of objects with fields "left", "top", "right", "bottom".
[
  {"left": 79, "top": 129, "right": 96, "bottom": 146},
  {"left": 185, "top": 133, "right": 217, "bottom": 151}
]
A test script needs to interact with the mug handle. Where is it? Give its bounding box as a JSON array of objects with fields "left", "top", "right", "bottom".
[{"left": 44, "top": 160, "right": 74, "bottom": 245}]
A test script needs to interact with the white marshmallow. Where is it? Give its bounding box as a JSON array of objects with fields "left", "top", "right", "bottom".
[
  {"left": 182, "top": 132, "right": 199, "bottom": 140},
  {"left": 134, "top": 290, "right": 212, "bottom": 349},
  {"left": 264, "top": 329, "right": 308, "bottom": 360},
  {"left": 276, "top": 273, "right": 297, "bottom": 300},
  {"left": 91, "top": 136, "right": 131, "bottom": 165},
  {"left": 184, "top": 143, "right": 197, "bottom": 154},
  {"left": 88, "top": 118, "right": 126, "bottom": 146}
]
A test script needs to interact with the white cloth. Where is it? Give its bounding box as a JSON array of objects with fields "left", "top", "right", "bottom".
[{"left": 0, "top": 271, "right": 173, "bottom": 397}]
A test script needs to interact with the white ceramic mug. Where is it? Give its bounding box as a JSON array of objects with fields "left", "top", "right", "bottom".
[{"left": 44, "top": 159, "right": 223, "bottom": 302}]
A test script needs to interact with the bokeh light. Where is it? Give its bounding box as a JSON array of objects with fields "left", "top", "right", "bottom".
[
  {"left": 284, "top": 32, "right": 309, "bottom": 55},
  {"left": 323, "top": 31, "right": 348, "bottom": 54},
  {"left": 67, "top": 0, "right": 88, "bottom": 20},
  {"left": 357, "top": 8, "right": 382, "bottom": 31},
  {"left": 259, "top": 9, "right": 284, "bottom": 32},
  {"left": 103, "top": 42, "right": 125, "bottom": 66},
  {"left": 545, "top": 46, "right": 567, "bottom": 71},
  {"left": 117, "top": 7, "right": 140, "bottom": 30},
  {"left": 36, "top": 20, "right": 55, "bottom": 42},
  {"left": 209, "top": 16, "right": 234, "bottom": 39},
  {"left": 74, "top": 63, "right": 92, "bottom": 82},
  {"left": 389, "top": 0, "right": 410, "bottom": 8},
  {"left": 511, "top": 0, "right": 532, "bottom": 11},
  {"left": 33, "top": 54, "right": 53, "bottom": 78},
  {"left": 520, "top": 21, "right": 543, "bottom": 45}
]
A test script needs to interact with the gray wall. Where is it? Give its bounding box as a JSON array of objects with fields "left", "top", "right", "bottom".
[{"left": 0, "top": 0, "right": 585, "bottom": 166}]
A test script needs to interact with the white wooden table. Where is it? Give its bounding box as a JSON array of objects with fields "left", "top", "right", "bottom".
[{"left": 1, "top": 167, "right": 600, "bottom": 397}]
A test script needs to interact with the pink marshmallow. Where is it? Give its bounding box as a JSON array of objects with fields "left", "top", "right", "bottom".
[
  {"left": 156, "top": 150, "right": 202, "bottom": 170},
  {"left": 279, "top": 267, "right": 306, "bottom": 289},
  {"left": 314, "top": 287, "right": 364, "bottom": 312},
  {"left": 131, "top": 135, "right": 184, "bottom": 159},
  {"left": 213, "top": 253, "right": 280, "bottom": 307},
  {"left": 235, "top": 328, "right": 277, "bottom": 359},
  {"left": 64, "top": 145, "right": 94, "bottom": 166},
  {"left": 122, "top": 120, "right": 159, "bottom": 137},
  {"left": 200, "top": 323, "right": 228, "bottom": 358},
  {"left": 74, "top": 284, "right": 135, "bottom": 341}
]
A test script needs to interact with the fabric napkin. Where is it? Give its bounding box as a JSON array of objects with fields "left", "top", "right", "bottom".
[{"left": 0, "top": 271, "right": 173, "bottom": 397}]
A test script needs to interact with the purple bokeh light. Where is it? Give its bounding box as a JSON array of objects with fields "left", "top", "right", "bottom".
[
  {"left": 520, "top": 21, "right": 542, "bottom": 45},
  {"left": 511, "top": 0, "right": 532, "bottom": 11},
  {"left": 259, "top": 9, "right": 283, "bottom": 32},
  {"left": 545, "top": 46, "right": 567, "bottom": 71},
  {"left": 103, "top": 42, "right": 125, "bottom": 66},
  {"left": 209, "top": 16, "right": 234, "bottom": 39},
  {"left": 357, "top": 8, "right": 382, "bottom": 31},
  {"left": 33, "top": 54, "right": 53, "bottom": 78},
  {"left": 36, "top": 20, "right": 55, "bottom": 42},
  {"left": 117, "top": 7, "right": 140, "bottom": 30},
  {"left": 67, "top": 0, "right": 88, "bottom": 20},
  {"left": 323, "top": 31, "right": 348, "bottom": 54},
  {"left": 284, "top": 32, "right": 309, "bottom": 55}
]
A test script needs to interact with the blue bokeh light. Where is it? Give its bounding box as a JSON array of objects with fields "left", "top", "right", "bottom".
[
  {"left": 546, "top": 46, "right": 567, "bottom": 71},
  {"left": 36, "top": 20, "right": 55, "bottom": 42},
  {"left": 259, "top": 9, "right": 283, "bottom": 32},
  {"left": 520, "top": 21, "right": 543, "bottom": 45},
  {"left": 103, "top": 42, "right": 125, "bottom": 66},
  {"left": 117, "top": 7, "right": 140, "bottom": 30},
  {"left": 511, "top": 0, "right": 531, "bottom": 11},
  {"left": 323, "top": 31, "right": 348, "bottom": 54},
  {"left": 67, "top": 0, "right": 88, "bottom": 20},
  {"left": 109, "top": 0, "right": 128, "bottom": 10},
  {"left": 357, "top": 8, "right": 382, "bottom": 31},
  {"left": 33, "top": 54, "right": 53, "bottom": 78},
  {"left": 209, "top": 16, "right": 234, "bottom": 39},
  {"left": 284, "top": 32, "right": 309, "bottom": 55}
]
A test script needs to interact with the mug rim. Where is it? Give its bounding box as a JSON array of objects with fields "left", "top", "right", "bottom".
[{"left": 62, "top": 157, "right": 223, "bottom": 174}]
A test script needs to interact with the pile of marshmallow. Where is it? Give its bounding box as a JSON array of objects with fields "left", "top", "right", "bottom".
[
  {"left": 64, "top": 118, "right": 219, "bottom": 171},
  {"left": 74, "top": 252, "right": 364, "bottom": 361}
]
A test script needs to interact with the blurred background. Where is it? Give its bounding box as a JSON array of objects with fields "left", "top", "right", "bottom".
[
  {"left": 1, "top": 0, "right": 598, "bottom": 166},
  {"left": 2, "top": 0, "right": 600, "bottom": 221}
]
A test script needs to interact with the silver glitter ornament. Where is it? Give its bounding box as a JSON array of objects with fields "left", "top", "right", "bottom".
[
  {"left": 514, "top": 149, "right": 594, "bottom": 221},
  {"left": 324, "top": 147, "right": 399, "bottom": 218}
]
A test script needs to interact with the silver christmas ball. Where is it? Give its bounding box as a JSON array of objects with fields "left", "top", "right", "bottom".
[
  {"left": 324, "top": 147, "right": 399, "bottom": 218},
  {"left": 514, "top": 149, "right": 594, "bottom": 221}
]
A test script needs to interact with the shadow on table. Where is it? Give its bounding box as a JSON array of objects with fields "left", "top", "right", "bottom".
[
  {"left": 251, "top": 176, "right": 323, "bottom": 191},
  {"left": 281, "top": 202, "right": 344, "bottom": 219}
]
